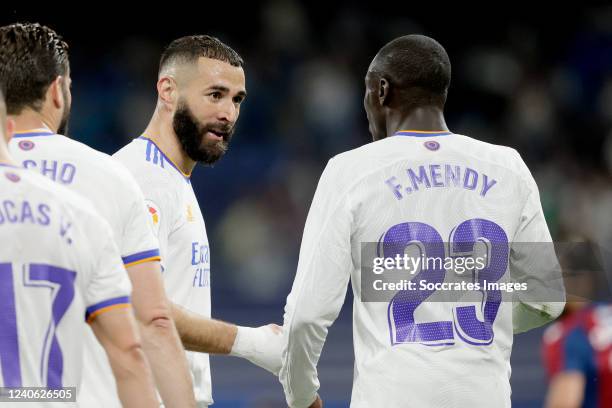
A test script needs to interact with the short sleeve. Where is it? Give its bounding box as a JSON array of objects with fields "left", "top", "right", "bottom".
[
  {"left": 118, "top": 174, "right": 161, "bottom": 268},
  {"left": 83, "top": 214, "right": 132, "bottom": 323}
]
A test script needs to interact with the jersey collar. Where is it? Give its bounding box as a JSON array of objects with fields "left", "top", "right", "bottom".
[
  {"left": 138, "top": 135, "right": 193, "bottom": 179},
  {"left": 12, "top": 128, "right": 56, "bottom": 138},
  {"left": 393, "top": 130, "right": 453, "bottom": 137}
]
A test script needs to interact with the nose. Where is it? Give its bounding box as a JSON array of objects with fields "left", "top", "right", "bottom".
[{"left": 216, "top": 99, "right": 238, "bottom": 124}]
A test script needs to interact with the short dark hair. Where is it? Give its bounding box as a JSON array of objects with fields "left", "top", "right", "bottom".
[
  {"left": 372, "top": 34, "right": 451, "bottom": 107},
  {"left": 159, "top": 35, "right": 243, "bottom": 75},
  {"left": 0, "top": 23, "right": 69, "bottom": 115}
]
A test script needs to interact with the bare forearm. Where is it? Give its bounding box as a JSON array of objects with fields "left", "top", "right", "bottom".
[
  {"left": 139, "top": 317, "right": 196, "bottom": 408},
  {"left": 126, "top": 261, "right": 196, "bottom": 405},
  {"left": 170, "top": 303, "right": 283, "bottom": 375},
  {"left": 545, "top": 373, "right": 585, "bottom": 408},
  {"left": 92, "top": 307, "right": 159, "bottom": 408},
  {"left": 171, "top": 302, "right": 237, "bottom": 354},
  {"left": 111, "top": 345, "right": 159, "bottom": 408}
]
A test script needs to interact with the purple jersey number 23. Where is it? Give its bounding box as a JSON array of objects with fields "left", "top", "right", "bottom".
[
  {"left": 381, "top": 218, "right": 509, "bottom": 346},
  {"left": 0, "top": 263, "right": 76, "bottom": 388}
]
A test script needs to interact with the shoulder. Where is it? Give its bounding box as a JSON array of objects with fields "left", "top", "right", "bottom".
[
  {"left": 62, "top": 137, "right": 150, "bottom": 199},
  {"left": 19, "top": 168, "right": 103, "bottom": 223},
  {"left": 113, "top": 137, "right": 177, "bottom": 189},
  {"left": 329, "top": 132, "right": 522, "bottom": 169},
  {"left": 449, "top": 134, "right": 528, "bottom": 174},
  {"left": 113, "top": 140, "right": 182, "bottom": 216}
]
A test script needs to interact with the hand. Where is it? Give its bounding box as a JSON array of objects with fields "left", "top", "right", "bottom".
[
  {"left": 231, "top": 324, "right": 284, "bottom": 375},
  {"left": 248, "top": 324, "right": 283, "bottom": 375},
  {"left": 308, "top": 395, "right": 323, "bottom": 408},
  {"left": 268, "top": 323, "right": 282, "bottom": 334}
]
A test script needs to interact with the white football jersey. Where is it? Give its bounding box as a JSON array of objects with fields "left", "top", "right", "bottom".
[
  {"left": 0, "top": 163, "right": 131, "bottom": 408},
  {"left": 280, "top": 131, "right": 565, "bottom": 408},
  {"left": 114, "top": 135, "right": 212, "bottom": 405},
  {"left": 9, "top": 128, "right": 160, "bottom": 407}
]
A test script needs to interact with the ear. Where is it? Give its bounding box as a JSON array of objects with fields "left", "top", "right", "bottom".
[
  {"left": 49, "top": 76, "right": 65, "bottom": 110},
  {"left": 4, "top": 117, "right": 15, "bottom": 143},
  {"left": 157, "top": 76, "right": 178, "bottom": 111},
  {"left": 379, "top": 77, "right": 390, "bottom": 106}
]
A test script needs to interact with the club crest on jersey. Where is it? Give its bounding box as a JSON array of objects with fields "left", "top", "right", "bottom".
[
  {"left": 5, "top": 172, "right": 20, "bottom": 183},
  {"left": 18, "top": 140, "right": 35, "bottom": 151},
  {"left": 424, "top": 140, "right": 440, "bottom": 151}
]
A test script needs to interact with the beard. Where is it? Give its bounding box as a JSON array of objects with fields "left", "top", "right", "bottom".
[{"left": 172, "top": 100, "right": 234, "bottom": 166}]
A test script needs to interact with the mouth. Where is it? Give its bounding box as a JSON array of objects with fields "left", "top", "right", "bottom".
[{"left": 205, "top": 130, "right": 227, "bottom": 142}]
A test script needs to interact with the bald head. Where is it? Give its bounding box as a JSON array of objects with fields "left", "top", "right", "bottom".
[
  {"left": 368, "top": 34, "right": 451, "bottom": 108},
  {"left": 363, "top": 35, "right": 451, "bottom": 141}
]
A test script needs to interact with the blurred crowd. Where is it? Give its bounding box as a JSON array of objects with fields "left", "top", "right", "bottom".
[{"left": 11, "top": 3, "right": 611, "bottom": 306}]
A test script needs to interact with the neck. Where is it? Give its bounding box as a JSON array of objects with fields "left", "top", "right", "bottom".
[
  {"left": 386, "top": 106, "right": 448, "bottom": 136},
  {"left": 143, "top": 106, "right": 196, "bottom": 176},
  {"left": 11, "top": 108, "right": 57, "bottom": 133}
]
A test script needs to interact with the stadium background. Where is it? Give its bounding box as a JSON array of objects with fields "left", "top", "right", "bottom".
[{"left": 3, "top": 3, "right": 612, "bottom": 407}]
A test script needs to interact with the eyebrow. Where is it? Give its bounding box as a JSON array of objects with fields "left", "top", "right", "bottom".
[{"left": 208, "top": 85, "right": 247, "bottom": 98}]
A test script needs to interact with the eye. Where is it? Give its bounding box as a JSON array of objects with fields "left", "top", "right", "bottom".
[
  {"left": 233, "top": 96, "right": 245, "bottom": 104},
  {"left": 210, "top": 92, "right": 222, "bottom": 100}
]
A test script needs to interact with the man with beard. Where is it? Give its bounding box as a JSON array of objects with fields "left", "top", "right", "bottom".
[
  {"left": 0, "top": 23, "right": 196, "bottom": 407},
  {"left": 113, "top": 35, "right": 283, "bottom": 407}
]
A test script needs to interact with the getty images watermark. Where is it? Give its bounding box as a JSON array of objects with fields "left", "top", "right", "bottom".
[
  {"left": 359, "top": 242, "right": 597, "bottom": 303},
  {"left": 372, "top": 254, "right": 527, "bottom": 293},
  {"left": 370, "top": 253, "right": 527, "bottom": 293}
]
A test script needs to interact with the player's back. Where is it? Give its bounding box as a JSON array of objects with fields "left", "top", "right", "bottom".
[
  {"left": 8, "top": 129, "right": 158, "bottom": 256},
  {"left": 0, "top": 164, "right": 130, "bottom": 407},
  {"left": 8, "top": 129, "right": 159, "bottom": 407},
  {"left": 325, "top": 131, "right": 553, "bottom": 407}
]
